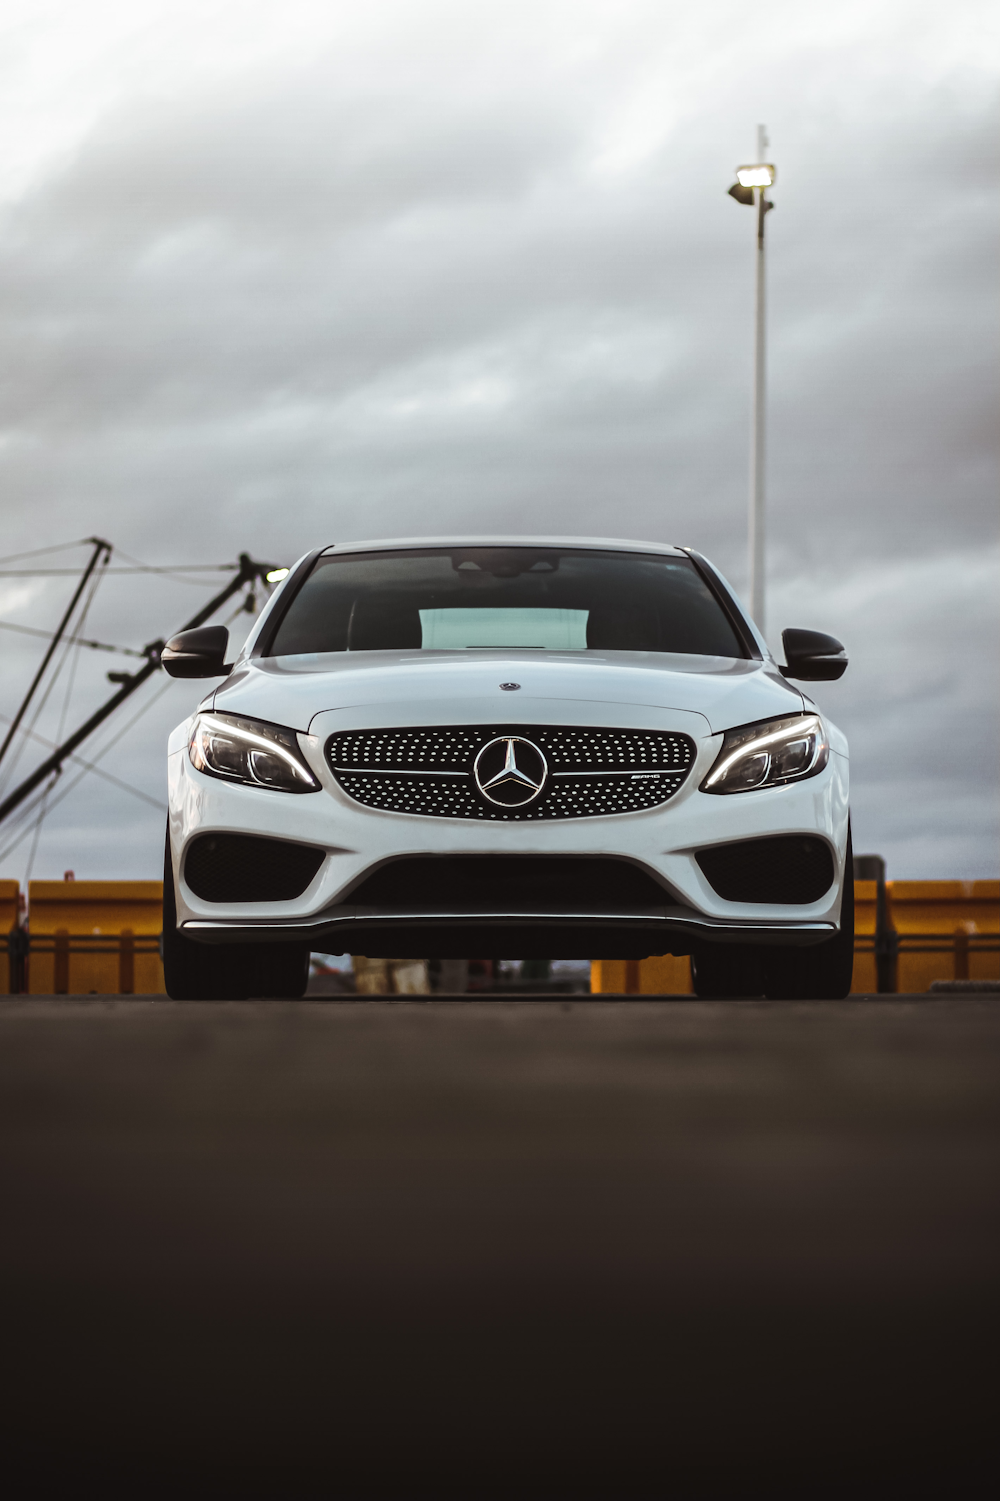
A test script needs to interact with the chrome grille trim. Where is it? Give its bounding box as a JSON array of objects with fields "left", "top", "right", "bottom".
[
  {"left": 326, "top": 725, "right": 696, "bottom": 820},
  {"left": 331, "top": 767, "right": 468, "bottom": 778}
]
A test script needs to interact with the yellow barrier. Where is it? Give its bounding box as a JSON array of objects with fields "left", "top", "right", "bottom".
[
  {"left": 851, "top": 880, "right": 884, "bottom": 993},
  {"left": 2, "top": 876, "right": 997, "bottom": 996},
  {"left": 27, "top": 880, "right": 165, "bottom": 995},
  {"left": 1, "top": 880, "right": 20, "bottom": 995},
  {"left": 890, "top": 880, "right": 999, "bottom": 992},
  {"left": 591, "top": 955, "right": 692, "bottom": 996},
  {"left": 592, "top": 881, "right": 1000, "bottom": 995}
]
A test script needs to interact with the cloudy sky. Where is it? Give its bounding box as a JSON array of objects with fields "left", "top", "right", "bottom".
[{"left": 0, "top": 0, "right": 996, "bottom": 883}]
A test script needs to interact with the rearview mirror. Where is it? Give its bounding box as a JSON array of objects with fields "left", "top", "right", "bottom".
[
  {"left": 780, "top": 628, "right": 847, "bottom": 682},
  {"left": 161, "top": 626, "right": 231, "bottom": 679}
]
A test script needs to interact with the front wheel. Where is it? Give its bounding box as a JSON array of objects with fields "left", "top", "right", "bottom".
[
  {"left": 162, "top": 829, "right": 310, "bottom": 999},
  {"left": 691, "top": 944, "right": 764, "bottom": 998}
]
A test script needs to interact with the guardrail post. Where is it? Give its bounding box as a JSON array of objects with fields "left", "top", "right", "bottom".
[
  {"left": 118, "top": 930, "right": 135, "bottom": 995},
  {"left": 953, "top": 927, "right": 970, "bottom": 982},
  {"left": 54, "top": 929, "right": 70, "bottom": 994},
  {"left": 873, "top": 868, "right": 898, "bottom": 994},
  {"left": 7, "top": 925, "right": 28, "bottom": 994}
]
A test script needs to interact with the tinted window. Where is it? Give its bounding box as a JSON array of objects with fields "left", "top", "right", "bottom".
[{"left": 266, "top": 548, "right": 745, "bottom": 659}]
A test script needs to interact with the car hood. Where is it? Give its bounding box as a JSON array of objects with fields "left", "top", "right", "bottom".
[{"left": 209, "top": 650, "right": 805, "bottom": 735}]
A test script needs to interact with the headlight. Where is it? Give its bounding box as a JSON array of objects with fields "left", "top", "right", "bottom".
[
  {"left": 701, "top": 713, "right": 828, "bottom": 795},
  {"left": 188, "top": 712, "right": 320, "bottom": 793}
]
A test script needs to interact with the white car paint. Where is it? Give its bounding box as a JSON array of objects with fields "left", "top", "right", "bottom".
[{"left": 165, "top": 537, "right": 850, "bottom": 956}]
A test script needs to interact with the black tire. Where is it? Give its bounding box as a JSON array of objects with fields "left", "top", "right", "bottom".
[
  {"left": 761, "top": 825, "right": 855, "bottom": 1000},
  {"left": 691, "top": 944, "right": 764, "bottom": 998},
  {"left": 162, "top": 828, "right": 310, "bottom": 1000}
]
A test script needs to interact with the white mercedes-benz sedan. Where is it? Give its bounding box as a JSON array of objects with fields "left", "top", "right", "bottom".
[{"left": 161, "top": 538, "right": 853, "bottom": 999}]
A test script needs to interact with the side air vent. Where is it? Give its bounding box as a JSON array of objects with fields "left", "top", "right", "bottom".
[
  {"left": 345, "top": 856, "right": 670, "bottom": 910},
  {"left": 696, "top": 835, "right": 835, "bottom": 905},
  {"left": 184, "top": 833, "right": 325, "bottom": 903}
]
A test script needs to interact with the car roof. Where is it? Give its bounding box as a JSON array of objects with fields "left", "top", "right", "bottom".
[{"left": 317, "top": 536, "right": 689, "bottom": 557}]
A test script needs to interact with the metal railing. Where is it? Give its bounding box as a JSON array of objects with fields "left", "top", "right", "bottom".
[
  {"left": 4, "top": 928, "right": 162, "bottom": 995},
  {"left": 853, "top": 929, "right": 999, "bottom": 992}
]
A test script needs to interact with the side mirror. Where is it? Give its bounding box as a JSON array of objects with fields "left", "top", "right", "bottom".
[
  {"left": 780, "top": 628, "right": 847, "bottom": 682},
  {"left": 161, "top": 626, "right": 231, "bottom": 679}
]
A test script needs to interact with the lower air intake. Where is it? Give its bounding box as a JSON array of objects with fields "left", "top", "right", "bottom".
[
  {"left": 184, "top": 833, "right": 325, "bottom": 903},
  {"left": 696, "top": 835, "right": 835, "bottom": 904},
  {"left": 346, "top": 856, "right": 670, "bottom": 910}
]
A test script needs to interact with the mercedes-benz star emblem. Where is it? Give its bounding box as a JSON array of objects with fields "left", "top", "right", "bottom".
[
  {"left": 499, "top": 682, "right": 520, "bottom": 691},
  {"left": 473, "top": 735, "right": 548, "bottom": 808}
]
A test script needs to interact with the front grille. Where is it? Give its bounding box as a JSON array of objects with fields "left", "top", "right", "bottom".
[
  {"left": 327, "top": 725, "right": 695, "bottom": 820},
  {"left": 184, "top": 833, "right": 325, "bottom": 903},
  {"left": 696, "top": 835, "right": 834, "bottom": 904},
  {"left": 347, "top": 856, "right": 669, "bottom": 908}
]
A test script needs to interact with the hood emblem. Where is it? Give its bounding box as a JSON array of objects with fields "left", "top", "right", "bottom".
[
  {"left": 473, "top": 735, "right": 548, "bottom": 808},
  {"left": 499, "top": 682, "right": 520, "bottom": 691}
]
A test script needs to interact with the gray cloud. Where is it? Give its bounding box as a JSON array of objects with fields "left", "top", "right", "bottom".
[{"left": 0, "top": 0, "right": 995, "bottom": 881}]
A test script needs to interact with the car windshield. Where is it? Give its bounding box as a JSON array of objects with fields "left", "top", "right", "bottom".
[{"left": 265, "top": 547, "right": 746, "bottom": 658}]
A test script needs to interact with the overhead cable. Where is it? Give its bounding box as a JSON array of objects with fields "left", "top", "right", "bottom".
[
  {"left": 0, "top": 680, "right": 176, "bottom": 868},
  {"left": 0, "top": 564, "right": 237, "bottom": 576},
  {"left": 0, "top": 712, "right": 168, "bottom": 813},
  {"left": 0, "top": 619, "right": 146, "bottom": 657},
  {"left": 0, "top": 539, "right": 111, "bottom": 779},
  {"left": 0, "top": 539, "right": 100, "bottom": 567}
]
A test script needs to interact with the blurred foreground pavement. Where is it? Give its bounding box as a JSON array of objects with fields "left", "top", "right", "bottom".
[{"left": 1, "top": 996, "right": 998, "bottom": 1494}]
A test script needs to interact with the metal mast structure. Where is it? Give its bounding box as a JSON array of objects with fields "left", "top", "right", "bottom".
[
  {"left": 0, "top": 538, "right": 111, "bottom": 774},
  {"left": 0, "top": 551, "right": 275, "bottom": 830}
]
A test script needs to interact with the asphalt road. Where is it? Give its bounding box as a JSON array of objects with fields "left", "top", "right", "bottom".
[{"left": 1, "top": 995, "right": 998, "bottom": 1494}]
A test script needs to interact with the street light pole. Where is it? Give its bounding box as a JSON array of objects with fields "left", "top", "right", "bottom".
[
  {"left": 749, "top": 123, "right": 768, "bottom": 633},
  {"left": 728, "top": 127, "right": 775, "bottom": 634}
]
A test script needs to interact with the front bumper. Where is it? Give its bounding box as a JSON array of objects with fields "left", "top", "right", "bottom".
[{"left": 167, "top": 701, "right": 850, "bottom": 954}]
